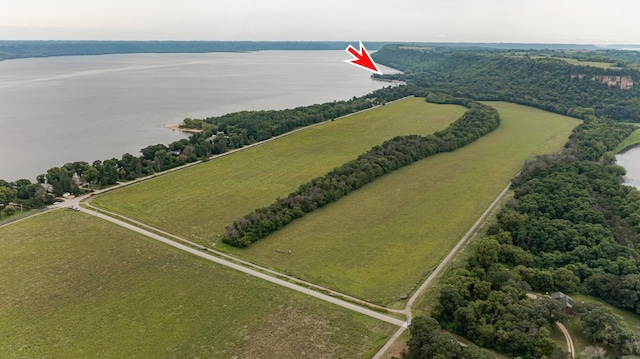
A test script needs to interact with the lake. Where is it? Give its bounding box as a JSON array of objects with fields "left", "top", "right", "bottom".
[
  {"left": 0, "top": 51, "right": 398, "bottom": 181},
  {"left": 617, "top": 145, "right": 640, "bottom": 189}
]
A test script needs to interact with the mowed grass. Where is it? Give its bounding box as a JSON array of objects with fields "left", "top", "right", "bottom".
[
  {"left": 222, "top": 102, "right": 580, "bottom": 305},
  {"left": 0, "top": 210, "right": 394, "bottom": 358},
  {"left": 93, "top": 98, "right": 466, "bottom": 245}
]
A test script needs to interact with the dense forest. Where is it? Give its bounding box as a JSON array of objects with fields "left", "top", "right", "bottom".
[
  {"left": 0, "top": 86, "right": 411, "bottom": 217},
  {"left": 359, "top": 45, "right": 640, "bottom": 358},
  {"left": 401, "top": 117, "right": 640, "bottom": 359},
  {"left": 372, "top": 45, "right": 640, "bottom": 121},
  {"left": 222, "top": 96, "right": 500, "bottom": 247}
]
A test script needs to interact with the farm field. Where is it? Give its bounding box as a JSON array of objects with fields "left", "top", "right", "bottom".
[
  {"left": 223, "top": 102, "right": 581, "bottom": 305},
  {"left": 0, "top": 210, "right": 394, "bottom": 358},
  {"left": 93, "top": 98, "right": 466, "bottom": 245},
  {"left": 553, "top": 57, "right": 620, "bottom": 69}
]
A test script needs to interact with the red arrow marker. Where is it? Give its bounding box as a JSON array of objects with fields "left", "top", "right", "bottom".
[{"left": 344, "top": 41, "right": 382, "bottom": 75}]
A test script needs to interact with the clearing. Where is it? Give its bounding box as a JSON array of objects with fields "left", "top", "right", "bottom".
[
  {"left": 565, "top": 294, "right": 640, "bottom": 357},
  {"left": 0, "top": 210, "right": 394, "bottom": 358},
  {"left": 92, "top": 98, "right": 466, "bottom": 245},
  {"left": 222, "top": 102, "right": 580, "bottom": 305}
]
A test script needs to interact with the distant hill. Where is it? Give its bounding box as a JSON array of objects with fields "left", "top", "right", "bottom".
[{"left": 0, "top": 40, "right": 602, "bottom": 61}]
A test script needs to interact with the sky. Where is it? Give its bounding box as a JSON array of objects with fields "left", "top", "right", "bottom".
[{"left": 2, "top": 0, "right": 639, "bottom": 44}]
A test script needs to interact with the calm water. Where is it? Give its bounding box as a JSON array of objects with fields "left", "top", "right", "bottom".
[
  {"left": 0, "top": 51, "right": 398, "bottom": 181},
  {"left": 617, "top": 146, "right": 640, "bottom": 189}
]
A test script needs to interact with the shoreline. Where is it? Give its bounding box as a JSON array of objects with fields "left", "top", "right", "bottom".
[{"left": 163, "top": 123, "right": 203, "bottom": 134}]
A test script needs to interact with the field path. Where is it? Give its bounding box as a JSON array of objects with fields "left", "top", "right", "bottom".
[
  {"left": 75, "top": 205, "right": 406, "bottom": 327},
  {"left": 372, "top": 183, "right": 511, "bottom": 359},
  {"left": 556, "top": 322, "right": 575, "bottom": 358},
  {"left": 83, "top": 201, "right": 404, "bottom": 315}
]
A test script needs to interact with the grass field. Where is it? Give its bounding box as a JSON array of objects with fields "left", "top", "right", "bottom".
[
  {"left": 553, "top": 57, "right": 620, "bottom": 69},
  {"left": 220, "top": 102, "right": 580, "bottom": 305},
  {"left": 93, "top": 98, "right": 466, "bottom": 245},
  {"left": 0, "top": 210, "right": 394, "bottom": 358},
  {"left": 616, "top": 127, "right": 640, "bottom": 153}
]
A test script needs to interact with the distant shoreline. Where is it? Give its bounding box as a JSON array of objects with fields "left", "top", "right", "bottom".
[
  {"left": 163, "top": 124, "right": 202, "bottom": 133},
  {"left": 0, "top": 40, "right": 609, "bottom": 62}
]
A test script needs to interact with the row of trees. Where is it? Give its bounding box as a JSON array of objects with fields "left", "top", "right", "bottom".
[
  {"left": 222, "top": 96, "right": 500, "bottom": 247},
  {"left": 372, "top": 45, "right": 640, "bottom": 121},
  {"left": 183, "top": 85, "right": 414, "bottom": 143},
  {"left": 0, "top": 86, "right": 412, "bottom": 211}
]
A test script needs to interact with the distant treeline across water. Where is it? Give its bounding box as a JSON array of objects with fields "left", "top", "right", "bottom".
[{"left": 0, "top": 40, "right": 602, "bottom": 61}]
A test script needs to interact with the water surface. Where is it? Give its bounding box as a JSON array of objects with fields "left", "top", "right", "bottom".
[
  {"left": 0, "top": 51, "right": 398, "bottom": 181},
  {"left": 617, "top": 145, "right": 640, "bottom": 189}
]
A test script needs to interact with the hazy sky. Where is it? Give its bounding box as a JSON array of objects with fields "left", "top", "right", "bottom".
[{"left": 2, "top": 0, "right": 639, "bottom": 44}]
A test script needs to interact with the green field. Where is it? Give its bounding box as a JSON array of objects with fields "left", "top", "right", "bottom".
[
  {"left": 554, "top": 57, "right": 620, "bottom": 69},
  {"left": 0, "top": 210, "right": 394, "bottom": 358},
  {"left": 93, "top": 98, "right": 466, "bottom": 245},
  {"left": 222, "top": 102, "right": 580, "bottom": 305},
  {"left": 616, "top": 127, "right": 640, "bottom": 153}
]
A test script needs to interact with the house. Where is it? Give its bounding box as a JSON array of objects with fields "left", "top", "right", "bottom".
[
  {"left": 207, "top": 131, "right": 229, "bottom": 144},
  {"left": 41, "top": 183, "right": 54, "bottom": 194},
  {"left": 71, "top": 172, "right": 82, "bottom": 186},
  {"left": 551, "top": 292, "right": 574, "bottom": 312}
]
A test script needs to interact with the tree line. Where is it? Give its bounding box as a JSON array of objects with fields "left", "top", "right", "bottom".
[
  {"left": 0, "top": 86, "right": 411, "bottom": 214},
  {"left": 222, "top": 96, "right": 500, "bottom": 247},
  {"left": 402, "top": 117, "right": 640, "bottom": 359},
  {"left": 0, "top": 40, "right": 390, "bottom": 61},
  {"left": 372, "top": 45, "right": 640, "bottom": 122}
]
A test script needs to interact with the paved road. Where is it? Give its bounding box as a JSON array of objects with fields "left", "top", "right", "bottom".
[
  {"left": 76, "top": 206, "right": 406, "bottom": 327},
  {"left": 556, "top": 322, "right": 575, "bottom": 358},
  {"left": 372, "top": 183, "right": 512, "bottom": 359}
]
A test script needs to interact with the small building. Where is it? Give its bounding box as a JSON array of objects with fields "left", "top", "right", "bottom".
[
  {"left": 72, "top": 172, "right": 82, "bottom": 186},
  {"left": 551, "top": 292, "right": 574, "bottom": 312},
  {"left": 41, "top": 183, "right": 54, "bottom": 194}
]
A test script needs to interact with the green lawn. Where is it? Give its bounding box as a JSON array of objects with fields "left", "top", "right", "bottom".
[
  {"left": 570, "top": 294, "right": 640, "bottom": 331},
  {"left": 0, "top": 210, "right": 394, "bottom": 358},
  {"left": 93, "top": 98, "right": 466, "bottom": 246},
  {"left": 222, "top": 102, "right": 580, "bottom": 305}
]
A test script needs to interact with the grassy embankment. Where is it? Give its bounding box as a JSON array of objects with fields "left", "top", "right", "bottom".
[
  {"left": 222, "top": 102, "right": 580, "bottom": 305},
  {"left": 92, "top": 98, "right": 466, "bottom": 245},
  {"left": 615, "top": 126, "right": 640, "bottom": 153},
  {"left": 0, "top": 210, "right": 394, "bottom": 358}
]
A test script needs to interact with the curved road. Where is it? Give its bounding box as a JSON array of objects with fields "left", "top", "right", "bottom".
[{"left": 556, "top": 322, "right": 575, "bottom": 359}]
